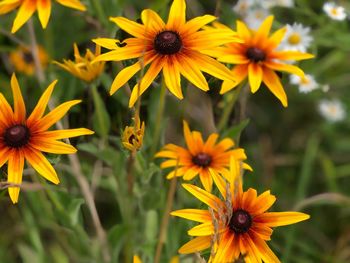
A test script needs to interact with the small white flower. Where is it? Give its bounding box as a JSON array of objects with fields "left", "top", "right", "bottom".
[
  {"left": 244, "top": 8, "right": 270, "bottom": 30},
  {"left": 233, "top": 0, "right": 255, "bottom": 16},
  {"left": 280, "top": 23, "right": 313, "bottom": 52},
  {"left": 318, "top": 99, "right": 346, "bottom": 122},
  {"left": 323, "top": 2, "right": 347, "bottom": 21},
  {"left": 290, "top": 74, "right": 318, "bottom": 93}
]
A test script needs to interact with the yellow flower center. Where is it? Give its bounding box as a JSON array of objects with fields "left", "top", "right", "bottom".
[
  {"left": 288, "top": 33, "right": 301, "bottom": 45},
  {"left": 4, "top": 124, "right": 30, "bottom": 148},
  {"left": 331, "top": 8, "right": 339, "bottom": 16},
  {"left": 301, "top": 77, "right": 310, "bottom": 85},
  {"left": 154, "top": 31, "right": 182, "bottom": 55}
]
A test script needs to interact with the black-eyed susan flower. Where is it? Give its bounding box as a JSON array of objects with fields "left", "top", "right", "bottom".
[
  {"left": 0, "top": 74, "right": 94, "bottom": 204},
  {"left": 171, "top": 180, "right": 310, "bottom": 262},
  {"left": 0, "top": 0, "right": 86, "bottom": 33},
  {"left": 9, "top": 45, "right": 48, "bottom": 76},
  {"left": 93, "top": 0, "right": 240, "bottom": 107},
  {"left": 211, "top": 16, "right": 314, "bottom": 107},
  {"left": 53, "top": 43, "right": 105, "bottom": 83},
  {"left": 122, "top": 115, "right": 145, "bottom": 152},
  {"left": 155, "top": 121, "right": 251, "bottom": 192}
]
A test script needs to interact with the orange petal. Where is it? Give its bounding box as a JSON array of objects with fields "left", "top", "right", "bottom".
[
  {"left": 178, "top": 236, "right": 211, "bottom": 254},
  {"left": 24, "top": 147, "right": 59, "bottom": 184},
  {"left": 27, "top": 79, "right": 57, "bottom": 126},
  {"left": 0, "top": 94, "right": 14, "bottom": 126},
  {"left": 248, "top": 63, "right": 263, "bottom": 93},
  {"left": 250, "top": 233, "right": 280, "bottom": 263},
  {"left": 167, "top": 0, "right": 186, "bottom": 31},
  {"left": 211, "top": 231, "right": 236, "bottom": 263},
  {"left": 236, "top": 20, "right": 251, "bottom": 42},
  {"left": 254, "top": 212, "right": 310, "bottom": 227},
  {"left": 183, "top": 167, "right": 200, "bottom": 180},
  {"left": 182, "top": 183, "right": 222, "bottom": 211},
  {"left": 262, "top": 67, "right": 287, "bottom": 107},
  {"left": 11, "top": 74, "right": 26, "bottom": 122},
  {"left": 7, "top": 149, "right": 24, "bottom": 204},
  {"left": 250, "top": 190, "right": 276, "bottom": 215},
  {"left": 254, "top": 15, "right": 274, "bottom": 44},
  {"left": 220, "top": 64, "right": 248, "bottom": 94},
  {"left": 37, "top": 0, "right": 51, "bottom": 29},
  {"left": 163, "top": 56, "right": 183, "bottom": 99}
]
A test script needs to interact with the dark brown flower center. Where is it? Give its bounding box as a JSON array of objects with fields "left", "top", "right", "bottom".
[
  {"left": 22, "top": 51, "right": 34, "bottom": 64},
  {"left": 154, "top": 31, "right": 182, "bottom": 55},
  {"left": 4, "top": 125, "right": 30, "bottom": 148},
  {"left": 229, "top": 209, "right": 252, "bottom": 234},
  {"left": 246, "top": 47, "right": 266, "bottom": 62},
  {"left": 192, "top": 152, "right": 212, "bottom": 167}
]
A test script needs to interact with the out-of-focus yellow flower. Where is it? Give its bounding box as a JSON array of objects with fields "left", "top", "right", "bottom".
[
  {"left": 0, "top": 0, "right": 86, "bottom": 33},
  {"left": 9, "top": 45, "right": 48, "bottom": 76},
  {"left": 53, "top": 43, "right": 105, "bottom": 83},
  {"left": 133, "top": 255, "right": 179, "bottom": 263},
  {"left": 122, "top": 116, "right": 145, "bottom": 152}
]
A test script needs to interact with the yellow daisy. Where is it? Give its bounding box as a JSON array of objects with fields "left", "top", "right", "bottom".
[
  {"left": 121, "top": 115, "right": 145, "bottom": 152},
  {"left": 155, "top": 121, "right": 251, "bottom": 192},
  {"left": 212, "top": 16, "right": 314, "bottom": 107},
  {"left": 0, "top": 0, "right": 86, "bottom": 33},
  {"left": 93, "top": 0, "right": 240, "bottom": 107},
  {"left": 53, "top": 43, "right": 105, "bottom": 83},
  {"left": 0, "top": 74, "right": 94, "bottom": 204},
  {"left": 171, "top": 180, "right": 310, "bottom": 262},
  {"left": 9, "top": 45, "right": 48, "bottom": 76}
]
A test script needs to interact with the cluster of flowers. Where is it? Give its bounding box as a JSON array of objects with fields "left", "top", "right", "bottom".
[{"left": 0, "top": 0, "right": 344, "bottom": 261}]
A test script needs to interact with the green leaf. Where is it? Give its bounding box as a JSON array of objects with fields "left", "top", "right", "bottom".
[{"left": 92, "top": 85, "right": 111, "bottom": 138}]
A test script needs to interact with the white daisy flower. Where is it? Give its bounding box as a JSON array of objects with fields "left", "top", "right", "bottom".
[
  {"left": 318, "top": 99, "right": 346, "bottom": 122},
  {"left": 232, "top": 0, "right": 255, "bottom": 16},
  {"left": 323, "top": 2, "right": 347, "bottom": 21},
  {"left": 244, "top": 8, "right": 270, "bottom": 30},
  {"left": 290, "top": 74, "right": 318, "bottom": 93},
  {"left": 280, "top": 23, "right": 313, "bottom": 52}
]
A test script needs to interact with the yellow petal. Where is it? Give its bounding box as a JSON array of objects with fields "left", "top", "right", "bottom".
[
  {"left": 0, "top": 93, "right": 14, "bottom": 126},
  {"left": 250, "top": 190, "right": 276, "bottom": 215},
  {"left": 110, "top": 17, "right": 147, "bottom": 39},
  {"left": 218, "top": 54, "right": 249, "bottom": 64},
  {"left": 188, "top": 222, "right": 214, "bottom": 236},
  {"left": 250, "top": 233, "right": 280, "bottom": 263},
  {"left": 267, "top": 27, "right": 286, "bottom": 49},
  {"left": 0, "top": 0, "right": 21, "bottom": 15},
  {"left": 141, "top": 9, "right": 164, "bottom": 34},
  {"left": 248, "top": 63, "right": 263, "bottom": 93},
  {"left": 220, "top": 64, "right": 248, "bottom": 94},
  {"left": 182, "top": 183, "right": 222, "bottom": 211},
  {"left": 94, "top": 47, "right": 145, "bottom": 62},
  {"left": 254, "top": 15, "right": 274, "bottom": 44},
  {"left": 30, "top": 139, "right": 77, "bottom": 154},
  {"left": 133, "top": 255, "right": 142, "bottom": 263},
  {"left": 178, "top": 236, "right": 211, "bottom": 254},
  {"left": 271, "top": 51, "right": 315, "bottom": 61},
  {"left": 92, "top": 38, "right": 120, "bottom": 50},
  {"left": 167, "top": 0, "right": 186, "bottom": 31},
  {"left": 181, "top": 15, "right": 216, "bottom": 36},
  {"left": 129, "top": 57, "right": 164, "bottom": 107},
  {"left": 11, "top": 74, "right": 26, "bottom": 122},
  {"left": 199, "top": 170, "right": 213, "bottom": 192},
  {"left": 7, "top": 149, "right": 24, "bottom": 204},
  {"left": 39, "top": 128, "right": 94, "bottom": 139},
  {"left": 262, "top": 67, "right": 287, "bottom": 107},
  {"left": 236, "top": 20, "right": 251, "bottom": 41},
  {"left": 11, "top": 0, "right": 36, "bottom": 34},
  {"left": 37, "top": 0, "right": 51, "bottom": 29},
  {"left": 264, "top": 61, "right": 305, "bottom": 78},
  {"left": 24, "top": 147, "right": 60, "bottom": 184},
  {"left": 55, "top": 0, "right": 86, "bottom": 11},
  {"left": 209, "top": 168, "right": 228, "bottom": 199},
  {"left": 171, "top": 209, "right": 211, "bottom": 223},
  {"left": 163, "top": 56, "right": 183, "bottom": 99},
  {"left": 27, "top": 80, "right": 57, "bottom": 125}
]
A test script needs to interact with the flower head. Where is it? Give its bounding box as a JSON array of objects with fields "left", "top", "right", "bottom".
[
  {"left": 155, "top": 121, "right": 251, "bottom": 192},
  {"left": 290, "top": 74, "right": 318, "bottom": 93},
  {"left": 9, "top": 45, "right": 48, "bottom": 76},
  {"left": 93, "top": 0, "right": 240, "bottom": 107},
  {"left": 211, "top": 16, "right": 314, "bottom": 107},
  {"left": 323, "top": 2, "right": 347, "bottom": 21},
  {"left": 122, "top": 115, "right": 145, "bottom": 152},
  {"left": 171, "top": 178, "right": 310, "bottom": 262},
  {"left": 318, "top": 99, "right": 346, "bottom": 122},
  {"left": 280, "top": 23, "right": 313, "bottom": 52},
  {"left": 0, "top": 74, "right": 94, "bottom": 203},
  {"left": 0, "top": 0, "right": 86, "bottom": 33},
  {"left": 54, "top": 43, "right": 105, "bottom": 83}
]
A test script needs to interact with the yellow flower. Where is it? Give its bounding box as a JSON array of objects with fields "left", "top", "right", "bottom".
[
  {"left": 171, "top": 179, "right": 310, "bottom": 262},
  {"left": 212, "top": 16, "right": 314, "bottom": 107},
  {"left": 155, "top": 121, "right": 251, "bottom": 192},
  {"left": 134, "top": 255, "right": 179, "bottom": 263},
  {"left": 122, "top": 116, "right": 145, "bottom": 152},
  {"left": 93, "top": 0, "right": 240, "bottom": 107},
  {"left": 54, "top": 43, "right": 105, "bottom": 83},
  {"left": 0, "top": 74, "right": 94, "bottom": 204},
  {"left": 0, "top": 0, "right": 86, "bottom": 33},
  {"left": 9, "top": 45, "right": 48, "bottom": 76}
]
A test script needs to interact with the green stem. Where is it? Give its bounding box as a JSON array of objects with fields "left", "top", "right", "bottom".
[
  {"left": 217, "top": 84, "right": 244, "bottom": 132},
  {"left": 90, "top": 0, "right": 108, "bottom": 27},
  {"left": 150, "top": 79, "right": 167, "bottom": 156}
]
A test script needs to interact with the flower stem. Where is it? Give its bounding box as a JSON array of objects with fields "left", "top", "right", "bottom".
[{"left": 217, "top": 84, "right": 244, "bottom": 132}]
